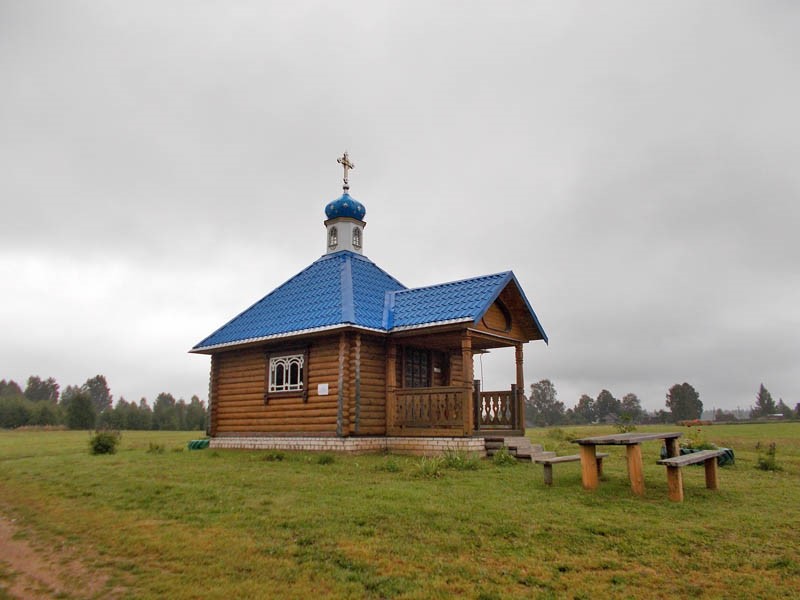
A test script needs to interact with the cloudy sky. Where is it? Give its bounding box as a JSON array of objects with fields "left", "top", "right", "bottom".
[{"left": 2, "top": 1, "right": 798, "bottom": 413}]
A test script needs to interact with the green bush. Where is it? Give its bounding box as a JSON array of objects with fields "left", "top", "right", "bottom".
[
  {"left": 492, "top": 446, "right": 518, "bottom": 467},
  {"left": 442, "top": 449, "right": 481, "bottom": 470},
  {"left": 317, "top": 453, "right": 335, "bottom": 465},
  {"left": 147, "top": 442, "right": 165, "bottom": 454},
  {"left": 413, "top": 456, "right": 444, "bottom": 479},
  {"left": 614, "top": 416, "right": 636, "bottom": 434},
  {"left": 263, "top": 451, "right": 285, "bottom": 462},
  {"left": 89, "top": 430, "right": 120, "bottom": 455},
  {"left": 376, "top": 457, "right": 402, "bottom": 472},
  {"left": 756, "top": 442, "right": 781, "bottom": 471},
  {"left": 682, "top": 427, "right": 717, "bottom": 451}
]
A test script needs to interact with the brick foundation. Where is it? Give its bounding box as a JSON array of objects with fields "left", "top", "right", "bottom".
[{"left": 210, "top": 436, "right": 486, "bottom": 456}]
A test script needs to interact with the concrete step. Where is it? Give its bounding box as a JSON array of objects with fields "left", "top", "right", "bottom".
[{"left": 484, "top": 437, "right": 551, "bottom": 461}]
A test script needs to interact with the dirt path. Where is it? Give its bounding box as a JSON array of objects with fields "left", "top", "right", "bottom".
[{"left": 0, "top": 513, "right": 118, "bottom": 599}]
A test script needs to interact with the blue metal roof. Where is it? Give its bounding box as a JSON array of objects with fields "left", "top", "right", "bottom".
[
  {"left": 192, "top": 252, "right": 405, "bottom": 351},
  {"left": 385, "top": 272, "right": 510, "bottom": 329},
  {"left": 383, "top": 271, "right": 547, "bottom": 343},
  {"left": 192, "top": 254, "right": 547, "bottom": 351}
]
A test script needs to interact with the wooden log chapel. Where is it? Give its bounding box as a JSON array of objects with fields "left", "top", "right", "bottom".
[{"left": 191, "top": 153, "right": 548, "bottom": 454}]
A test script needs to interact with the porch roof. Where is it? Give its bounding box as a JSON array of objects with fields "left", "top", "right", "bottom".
[{"left": 385, "top": 271, "right": 548, "bottom": 343}]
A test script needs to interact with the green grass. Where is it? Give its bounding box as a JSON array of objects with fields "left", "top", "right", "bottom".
[{"left": 0, "top": 425, "right": 798, "bottom": 599}]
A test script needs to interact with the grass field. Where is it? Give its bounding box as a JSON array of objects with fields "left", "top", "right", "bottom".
[{"left": 0, "top": 424, "right": 799, "bottom": 599}]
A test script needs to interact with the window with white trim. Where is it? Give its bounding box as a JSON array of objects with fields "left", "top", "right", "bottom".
[{"left": 269, "top": 353, "right": 304, "bottom": 393}]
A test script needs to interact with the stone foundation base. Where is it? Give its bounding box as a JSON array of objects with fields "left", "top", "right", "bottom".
[{"left": 210, "top": 436, "right": 486, "bottom": 457}]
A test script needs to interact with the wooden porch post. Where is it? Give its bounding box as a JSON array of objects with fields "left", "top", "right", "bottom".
[
  {"left": 386, "top": 342, "right": 397, "bottom": 434},
  {"left": 461, "top": 332, "right": 474, "bottom": 435},
  {"left": 515, "top": 343, "right": 525, "bottom": 433}
]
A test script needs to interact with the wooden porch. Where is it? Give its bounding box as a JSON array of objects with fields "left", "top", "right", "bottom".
[
  {"left": 386, "top": 384, "right": 524, "bottom": 437},
  {"left": 385, "top": 330, "right": 527, "bottom": 437}
]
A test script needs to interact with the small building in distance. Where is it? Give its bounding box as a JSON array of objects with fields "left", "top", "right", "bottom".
[{"left": 191, "top": 154, "right": 548, "bottom": 454}]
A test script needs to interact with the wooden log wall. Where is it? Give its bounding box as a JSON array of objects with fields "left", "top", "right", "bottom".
[
  {"left": 212, "top": 336, "right": 343, "bottom": 435},
  {"left": 348, "top": 334, "right": 387, "bottom": 436},
  {"left": 209, "top": 354, "right": 220, "bottom": 436},
  {"left": 209, "top": 335, "right": 469, "bottom": 437}
]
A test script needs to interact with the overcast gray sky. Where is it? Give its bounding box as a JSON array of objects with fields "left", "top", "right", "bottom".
[{"left": 2, "top": 1, "right": 798, "bottom": 413}]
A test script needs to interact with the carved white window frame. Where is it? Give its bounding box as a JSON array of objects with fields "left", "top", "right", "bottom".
[{"left": 268, "top": 353, "right": 304, "bottom": 393}]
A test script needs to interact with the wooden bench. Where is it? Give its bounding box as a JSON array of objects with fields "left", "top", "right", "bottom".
[
  {"left": 534, "top": 453, "right": 609, "bottom": 486},
  {"left": 657, "top": 449, "right": 726, "bottom": 502}
]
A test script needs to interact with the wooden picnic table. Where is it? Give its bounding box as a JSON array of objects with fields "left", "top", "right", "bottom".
[{"left": 572, "top": 432, "right": 682, "bottom": 495}]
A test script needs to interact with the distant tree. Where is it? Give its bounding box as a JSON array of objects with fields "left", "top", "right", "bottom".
[
  {"left": 751, "top": 384, "right": 777, "bottom": 418},
  {"left": 30, "top": 401, "right": 61, "bottom": 426},
  {"left": 175, "top": 398, "right": 188, "bottom": 430},
  {"left": 0, "top": 397, "right": 32, "bottom": 428},
  {"left": 714, "top": 408, "right": 737, "bottom": 422},
  {"left": 0, "top": 379, "right": 23, "bottom": 397},
  {"left": 526, "top": 379, "right": 565, "bottom": 427},
  {"left": 24, "top": 376, "right": 60, "bottom": 403},
  {"left": 60, "top": 385, "right": 82, "bottom": 409},
  {"left": 776, "top": 398, "right": 793, "bottom": 419},
  {"left": 654, "top": 409, "right": 673, "bottom": 424},
  {"left": 97, "top": 399, "right": 125, "bottom": 430},
  {"left": 134, "top": 398, "right": 153, "bottom": 430},
  {"left": 66, "top": 391, "right": 96, "bottom": 430},
  {"left": 84, "top": 375, "right": 113, "bottom": 414},
  {"left": 595, "top": 390, "right": 621, "bottom": 422},
  {"left": 152, "top": 392, "right": 178, "bottom": 430},
  {"left": 620, "top": 393, "right": 643, "bottom": 422},
  {"left": 572, "top": 394, "right": 595, "bottom": 424},
  {"left": 185, "top": 395, "right": 207, "bottom": 431},
  {"left": 666, "top": 383, "right": 703, "bottom": 421},
  {"left": 795, "top": 403, "right": 800, "bottom": 419}
]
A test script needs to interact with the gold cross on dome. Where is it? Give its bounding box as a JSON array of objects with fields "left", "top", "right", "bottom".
[{"left": 337, "top": 152, "right": 355, "bottom": 191}]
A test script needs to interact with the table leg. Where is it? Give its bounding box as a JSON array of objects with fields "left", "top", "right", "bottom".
[
  {"left": 580, "top": 444, "right": 599, "bottom": 490},
  {"left": 664, "top": 437, "right": 679, "bottom": 458},
  {"left": 626, "top": 444, "right": 645, "bottom": 496}
]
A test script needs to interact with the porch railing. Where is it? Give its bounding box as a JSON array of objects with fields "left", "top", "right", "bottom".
[
  {"left": 475, "top": 385, "right": 519, "bottom": 430},
  {"left": 388, "top": 386, "right": 472, "bottom": 436}
]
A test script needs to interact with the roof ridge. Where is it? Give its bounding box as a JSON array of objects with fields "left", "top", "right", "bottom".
[
  {"left": 394, "top": 271, "right": 511, "bottom": 295},
  {"left": 318, "top": 250, "right": 407, "bottom": 290}
]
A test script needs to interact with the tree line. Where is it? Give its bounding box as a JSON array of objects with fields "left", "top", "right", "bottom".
[
  {"left": 524, "top": 380, "right": 798, "bottom": 427},
  {"left": 749, "top": 383, "right": 796, "bottom": 419},
  {"left": 0, "top": 375, "right": 207, "bottom": 431}
]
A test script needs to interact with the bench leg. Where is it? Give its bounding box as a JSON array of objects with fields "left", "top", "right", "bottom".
[
  {"left": 596, "top": 456, "right": 604, "bottom": 478},
  {"left": 626, "top": 444, "right": 645, "bottom": 496},
  {"left": 666, "top": 465, "right": 684, "bottom": 502},
  {"left": 543, "top": 463, "right": 553, "bottom": 486},
  {"left": 580, "top": 445, "right": 599, "bottom": 490},
  {"left": 704, "top": 458, "right": 719, "bottom": 490}
]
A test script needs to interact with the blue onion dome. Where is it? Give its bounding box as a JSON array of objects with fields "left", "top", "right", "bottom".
[{"left": 325, "top": 193, "right": 366, "bottom": 221}]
